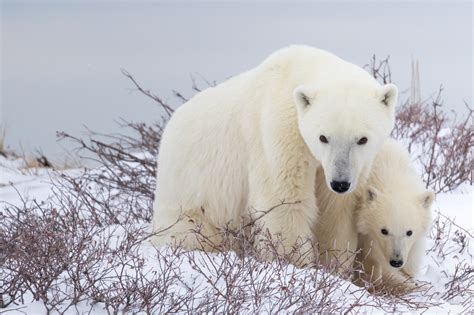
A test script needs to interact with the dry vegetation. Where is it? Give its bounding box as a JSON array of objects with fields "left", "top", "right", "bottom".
[
  {"left": 1, "top": 59, "right": 473, "bottom": 314},
  {"left": 367, "top": 56, "right": 473, "bottom": 193},
  {"left": 0, "top": 127, "right": 6, "bottom": 158}
]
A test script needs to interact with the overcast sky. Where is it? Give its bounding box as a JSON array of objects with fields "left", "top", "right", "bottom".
[{"left": 1, "top": 1, "right": 472, "bottom": 159}]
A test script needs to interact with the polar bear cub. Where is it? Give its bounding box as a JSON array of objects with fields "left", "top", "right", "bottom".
[
  {"left": 152, "top": 45, "right": 398, "bottom": 266},
  {"left": 354, "top": 139, "right": 434, "bottom": 291}
]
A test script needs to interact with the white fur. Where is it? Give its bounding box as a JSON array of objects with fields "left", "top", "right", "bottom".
[
  {"left": 313, "top": 167, "right": 362, "bottom": 272},
  {"left": 152, "top": 45, "right": 397, "bottom": 266},
  {"left": 315, "top": 139, "right": 433, "bottom": 288},
  {"left": 354, "top": 139, "right": 434, "bottom": 290}
]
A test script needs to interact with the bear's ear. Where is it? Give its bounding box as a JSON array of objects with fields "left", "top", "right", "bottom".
[
  {"left": 378, "top": 83, "right": 398, "bottom": 108},
  {"left": 293, "top": 85, "right": 315, "bottom": 113},
  {"left": 420, "top": 191, "right": 435, "bottom": 209},
  {"left": 365, "top": 186, "right": 379, "bottom": 203}
]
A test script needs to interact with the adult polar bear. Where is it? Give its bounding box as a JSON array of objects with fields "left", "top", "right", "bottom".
[{"left": 152, "top": 45, "right": 398, "bottom": 266}]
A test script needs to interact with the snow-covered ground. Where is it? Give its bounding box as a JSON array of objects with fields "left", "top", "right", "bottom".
[{"left": 0, "top": 154, "right": 472, "bottom": 314}]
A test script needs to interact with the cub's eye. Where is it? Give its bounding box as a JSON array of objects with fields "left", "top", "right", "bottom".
[
  {"left": 357, "top": 137, "right": 368, "bottom": 145},
  {"left": 406, "top": 230, "right": 413, "bottom": 236},
  {"left": 319, "top": 135, "right": 328, "bottom": 144},
  {"left": 381, "top": 228, "right": 389, "bottom": 235}
]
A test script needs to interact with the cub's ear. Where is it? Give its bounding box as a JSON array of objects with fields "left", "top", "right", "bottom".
[
  {"left": 420, "top": 191, "right": 435, "bottom": 209},
  {"left": 365, "top": 186, "right": 379, "bottom": 203},
  {"left": 293, "top": 85, "right": 316, "bottom": 114},
  {"left": 359, "top": 186, "right": 380, "bottom": 204},
  {"left": 378, "top": 83, "right": 398, "bottom": 108}
]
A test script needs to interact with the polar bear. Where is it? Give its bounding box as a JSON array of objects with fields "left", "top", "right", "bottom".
[
  {"left": 315, "top": 139, "right": 433, "bottom": 286},
  {"left": 354, "top": 140, "right": 434, "bottom": 291},
  {"left": 152, "top": 45, "right": 398, "bottom": 266},
  {"left": 314, "top": 165, "right": 362, "bottom": 273}
]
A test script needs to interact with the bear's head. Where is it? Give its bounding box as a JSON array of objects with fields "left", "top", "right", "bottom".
[
  {"left": 356, "top": 187, "right": 434, "bottom": 269},
  {"left": 293, "top": 82, "right": 398, "bottom": 194}
]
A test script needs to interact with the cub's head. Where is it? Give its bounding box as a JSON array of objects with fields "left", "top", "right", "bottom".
[
  {"left": 293, "top": 82, "right": 398, "bottom": 194},
  {"left": 357, "top": 187, "right": 434, "bottom": 269}
]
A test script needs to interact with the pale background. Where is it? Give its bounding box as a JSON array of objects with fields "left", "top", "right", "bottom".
[{"left": 1, "top": 1, "right": 472, "bottom": 161}]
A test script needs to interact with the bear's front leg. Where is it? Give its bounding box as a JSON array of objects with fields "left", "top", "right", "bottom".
[
  {"left": 251, "top": 120, "right": 319, "bottom": 267},
  {"left": 252, "top": 195, "right": 318, "bottom": 267},
  {"left": 382, "top": 269, "right": 419, "bottom": 294}
]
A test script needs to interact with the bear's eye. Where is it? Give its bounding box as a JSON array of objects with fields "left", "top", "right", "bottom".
[
  {"left": 357, "top": 137, "right": 368, "bottom": 145},
  {"left": 381, "top": 228, "right": 389, "bottom": 235},
  {"left": 319, "top": 135, "right": 328, "bottom": 144},
  {"left": 406, "top": 230, "right": 413, "bottom": 236}
]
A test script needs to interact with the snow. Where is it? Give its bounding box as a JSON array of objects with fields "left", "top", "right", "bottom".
[
  {"left": 0, "top": 154, "right": 472, "bottom": 314},
  {"left": 434, "top": 190, "right": 473, "bottom": 230},
  {"left": 0, "top": 157, "right": 53, "bottom": 206}
]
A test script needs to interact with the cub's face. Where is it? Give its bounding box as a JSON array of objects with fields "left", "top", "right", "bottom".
[
  {"left": 357, "top": 188, "right": 434, "bottom": 269},
  {"left": 293, "top": 83, "right": 398, "bottom": 194}
]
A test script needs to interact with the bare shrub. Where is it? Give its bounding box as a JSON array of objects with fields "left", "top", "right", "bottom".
[
  {"left": 426, "top": 211, "right": 473, "bottom": 312},
  {"left": 55, "top": 121, "right": 160, "bottom": 225},
  {"left": 0, "top": 183, "right": 195, "bottom": 314},
  {"left": 367, "top": 56, "right": 473, "bottom": 193},
  {"left": 364, "top": 55, "right": 392, "bottom": 85},
  {"left": 1, "top": 65, "right": 471, "bottom": 313},
  {"left": 0, "top": 189, "right": 443, "bottom": 313},
  {"left": 393, "top": 90, "right": 473, "bottom": 193},
  {"left": 0, "top": 196, "right": 105, "bottom": 313},
  {"left": 0, "top": 126, "right": 6, "bottom": 158},
  {"left": 21, "top": 151, "right": 54, "bottom": 169}
]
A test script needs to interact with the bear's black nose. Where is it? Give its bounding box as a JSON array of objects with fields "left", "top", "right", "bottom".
[
  {"left": 390, "top": 260, "right": 403, "bottom": 268},
  {"left": 330, "top": 181, "right": 351, "bottom": 193}
]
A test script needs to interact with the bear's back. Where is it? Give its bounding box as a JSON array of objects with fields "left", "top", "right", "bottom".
[{"left": 257, "top": 45, "right": 378, "bottom": 88}]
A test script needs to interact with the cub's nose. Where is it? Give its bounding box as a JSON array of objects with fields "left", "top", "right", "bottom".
[
  {"left": 390, "top": 260, "right": 404, "bottom": 268},
  {"left": 330, "top": 181, "right": 351, "bottom": 193}
]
